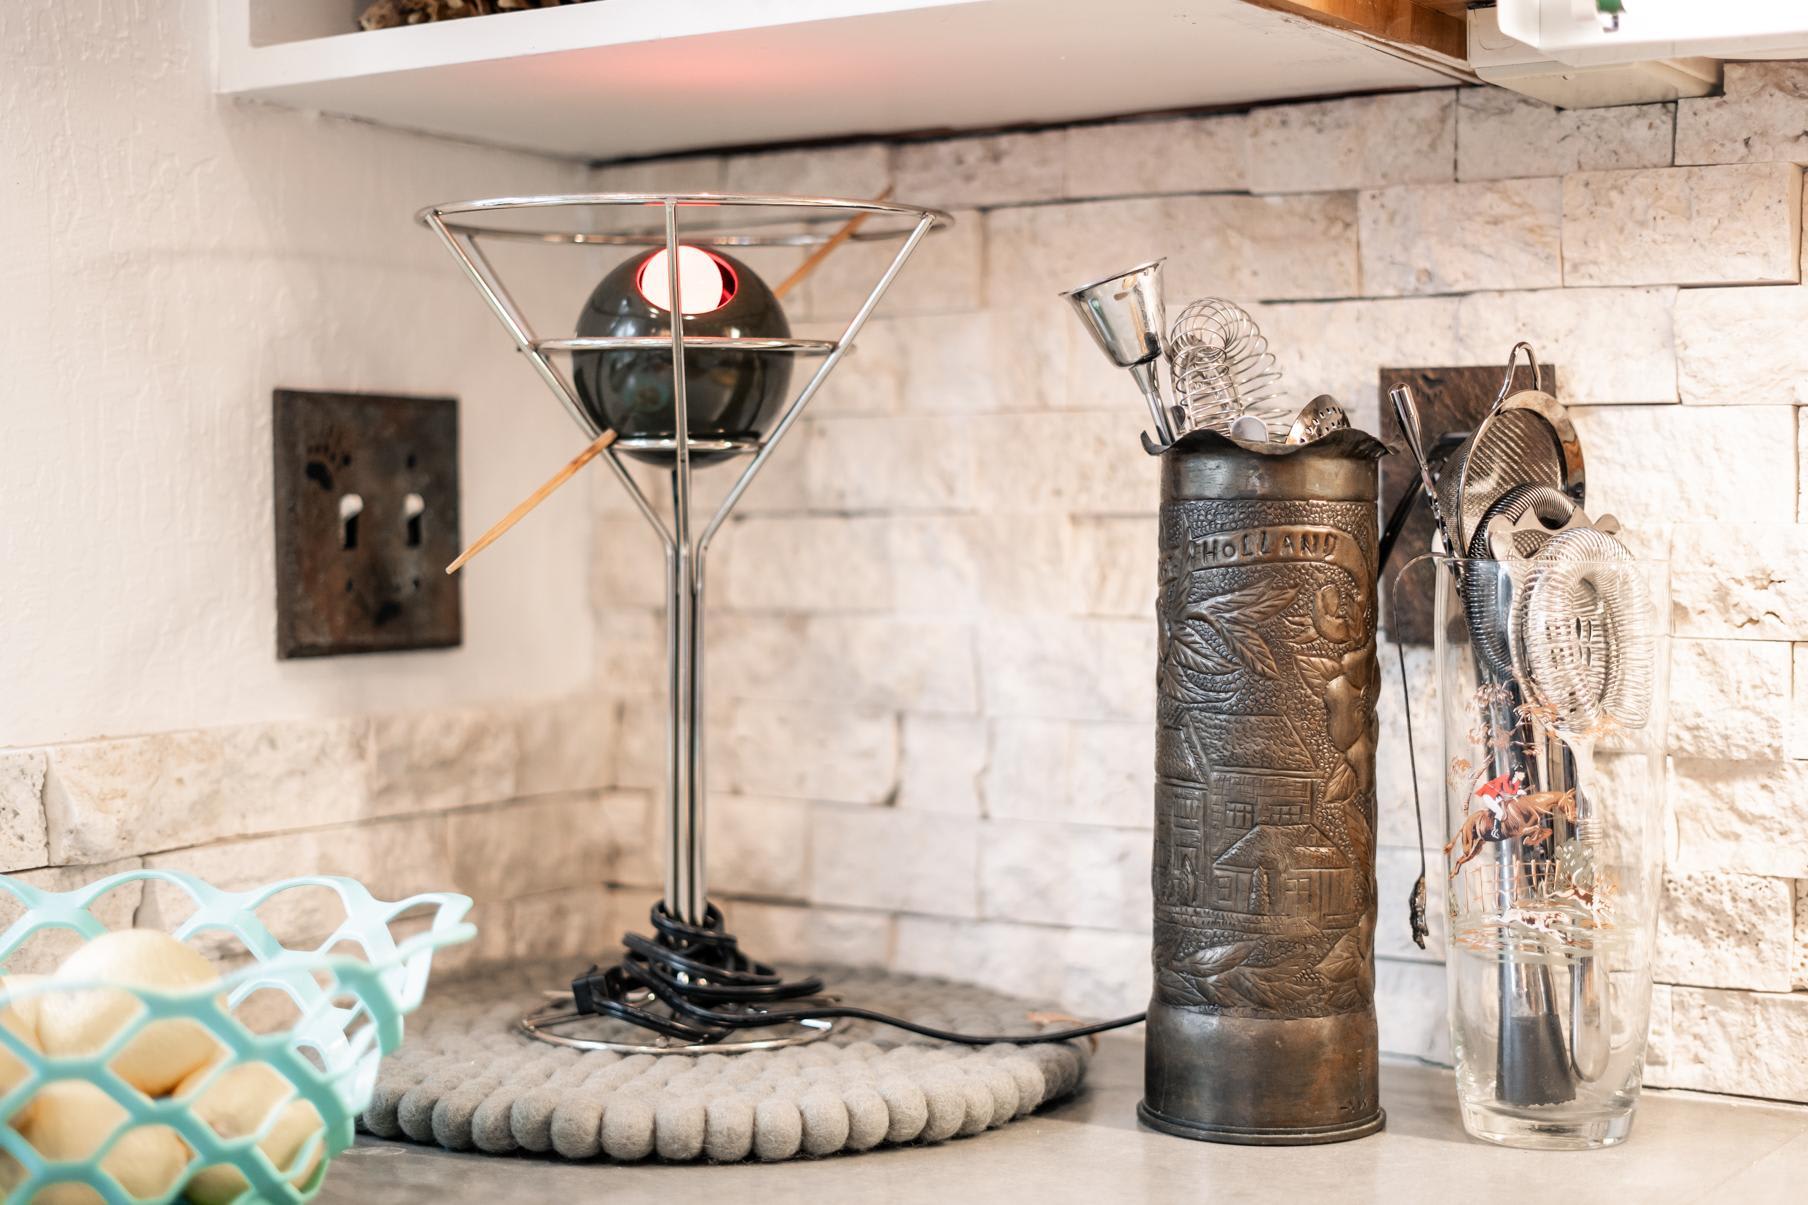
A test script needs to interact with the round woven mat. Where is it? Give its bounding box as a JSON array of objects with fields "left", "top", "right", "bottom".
[{"left": 361, "top": 961, "right": 1094, "bottom": 1163}]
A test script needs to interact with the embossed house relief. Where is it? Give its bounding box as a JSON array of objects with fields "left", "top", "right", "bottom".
[
  {"left": 1184, "top": 711, "right": 1314, "bottom": 775},
  {"left": 1153, "top": 786, "right": 1204, "bottom": 908},
  {"left": 1160, "top": 716, "right": 1362, "bottom": 929},
  {"left": 1214, "top": 816, "right": 1359, "bottom": 927},
  {"left": 1151, "top": 495, "right": 1380, "bottom": 1020}
]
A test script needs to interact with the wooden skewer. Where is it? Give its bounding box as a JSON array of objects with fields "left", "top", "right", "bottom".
[
  {"left": 445, "top": 429, "right": 618, "bottom": 574},
  {"left": 771, "top": 186, "right": 893, "bottom": 300},
  {"left": 447, "top": 195, "right": 891, "bottom": 574}
]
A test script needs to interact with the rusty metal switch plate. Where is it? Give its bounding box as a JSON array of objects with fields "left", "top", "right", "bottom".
[
  {"left": 1378, "top": 365, "right": 1559, "bottom": 646},
  {"left": 273, "top": 389, "right": 462, "bottom": 658}
]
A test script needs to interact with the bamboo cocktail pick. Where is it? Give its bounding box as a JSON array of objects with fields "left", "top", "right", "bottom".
[
  {"left": 446, "top": 194, "right": 889, "bottom": 575},
  {"left": 771, "top": 186, "right": 892, "bottom": 298},
  {"left": 445, "top": 429, "right": 617, "bottom": 574}
]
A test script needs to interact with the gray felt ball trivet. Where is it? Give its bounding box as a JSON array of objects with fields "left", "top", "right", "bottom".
[{"left": 363, "top": 961, "right": 1094, "bottom": 1164}]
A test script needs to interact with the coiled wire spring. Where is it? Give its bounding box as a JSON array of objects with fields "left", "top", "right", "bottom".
[{"left": 1165, "top": 298, "right": 1286, "bottom": 437}]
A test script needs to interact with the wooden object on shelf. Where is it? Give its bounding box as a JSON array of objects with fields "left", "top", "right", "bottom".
[
  {"left": 1240, "top": 0, "right": 1467, "bottom": 62},
  {"left": 359, "top": 0, "right": 588, "bottom": 32}
]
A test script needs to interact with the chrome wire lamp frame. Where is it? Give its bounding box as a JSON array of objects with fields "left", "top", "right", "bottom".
[{"left": 417, "top": 194, "right": 948, "bottom": 1052}]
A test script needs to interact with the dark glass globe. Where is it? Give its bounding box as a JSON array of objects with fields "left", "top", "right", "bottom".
[{"left": 571, "top": 247, "right": 792, "bottom": 466}]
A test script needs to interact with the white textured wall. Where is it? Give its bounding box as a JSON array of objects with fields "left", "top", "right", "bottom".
[
  {"left": 0, "top": 0, "right": 597, "bottom": 747},
  {"left": 586, "top": 69, "right": 1808, "bottom": 1104}
]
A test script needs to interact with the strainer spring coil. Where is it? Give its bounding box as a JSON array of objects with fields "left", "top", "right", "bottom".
[
  {"left": 1511, "top": 527, "right": 1655, "bottom": 734},
  {"left": 1165, "top": 298, "right": 1286, "bottom": 436}
]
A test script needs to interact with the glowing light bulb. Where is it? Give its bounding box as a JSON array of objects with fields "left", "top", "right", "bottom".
[{"left": 636, "top": 245, "right": 735, "bottom": 316}]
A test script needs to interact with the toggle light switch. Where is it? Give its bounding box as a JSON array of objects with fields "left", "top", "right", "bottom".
[{"left": 272, "top": 388, "right": 462, "bottom": 658}]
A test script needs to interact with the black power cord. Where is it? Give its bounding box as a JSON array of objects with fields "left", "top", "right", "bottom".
[{"left": 570, "top": 904, "right": 1146, "bottom": 1046}]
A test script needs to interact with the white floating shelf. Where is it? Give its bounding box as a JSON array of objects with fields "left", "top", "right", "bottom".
[{"left": 216, "top": 0, "right": 1455, "bottom": 162}]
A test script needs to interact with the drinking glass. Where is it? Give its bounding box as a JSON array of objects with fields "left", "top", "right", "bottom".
[{"left": 1411, "top": 555, "right": 1668, "bottom": 1149}]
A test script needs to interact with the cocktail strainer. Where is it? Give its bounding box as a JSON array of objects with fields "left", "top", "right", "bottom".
[
  {"left": 1511, "top": 527, "right": 1654, "bottom": 734},
  {"left": 1462, "top": 483, "right": 1587, "bottom": 681},
  {"left": 1438, "top": 390, "right": 1583, "bottom": 556}
]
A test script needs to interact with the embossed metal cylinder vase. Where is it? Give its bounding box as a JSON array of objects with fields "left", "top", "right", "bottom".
[{"left": 1145, "top": 429, "right": 1386, "bottom": 1145}]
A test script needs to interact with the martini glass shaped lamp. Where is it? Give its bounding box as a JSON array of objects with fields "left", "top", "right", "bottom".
[{"left": 417, "top": 194, "right": 948, "bottom": 1051}]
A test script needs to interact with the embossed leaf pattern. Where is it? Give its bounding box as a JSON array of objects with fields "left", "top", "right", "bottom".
[
  {"left": 1323, "top": 758, "right": 1356, "bottom": 807},
  {"left": 1316, "top": 929, "right": 1364, "bottom": 983},
  {"left": 1157, "top": 938, "right": 1336, "bottom": 1014},
  {"left": 1186, "top": 585, "right": 1298, "bottom": 680},
  {"left": 1178, "top": 940, "right": 1254, "bottom": 979},
  {"left": 1162, "top": 968, "right": 1263, "bottom": 1011},
  {"left": 1279, "top": 612, "right": 1317, "bottom": 644},
  {"left": 1317, "top": 929, "right": 1372, "bottom": 1012},
  {"left": 1215, "top": 965, "right": 1319, "bottom": 1011},
  {"left": 1343, "top": 794, "right": 1373, "bottom": 882},
  {"left": 1295, "top": 654, "right": 1341, "bottom": 698},
  {"left": 1201, "top": 584, "right": 1299, "bottom": 624},
  {"left": 1196, "top": 611, "right": 1280, "bottom": 677},
  {"left": 1158, "top": 613, "right": 1241, "bottom": 702},
  {"left": 1171, "top": 623, "right": 1238, "bottom": 676},
  {"left": 1323, "top": 758, "right": 1373, "bottom": 875},
  {"left": 1156, "top": 970, "right": 1213, "bottom": 1009}
]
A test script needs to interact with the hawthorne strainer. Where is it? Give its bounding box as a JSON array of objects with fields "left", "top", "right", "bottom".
[
  {"left": 1435, "top": 346, "right": 1583, "bottom": 555},
  {"left": 1511, "top": 527, "right": 1656, "bottom": 735},
  {"left": 1461, "top": 482, "right": 1589, "bottom": 682},
  {"left": 1438, "top": 393, "right": 1583, "bottom": 555}
]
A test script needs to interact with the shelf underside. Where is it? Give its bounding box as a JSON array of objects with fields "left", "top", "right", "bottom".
[{"left": 220, "top": 0, "right": 1455, "bottom": 161}]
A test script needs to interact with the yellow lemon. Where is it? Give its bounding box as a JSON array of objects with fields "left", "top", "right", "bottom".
[
  {"left": 0, "top": 974, "right": 47, "bottom": 1117},
  {"left": 0, "top": 1150, "right": 23, "bottom": 1196},
  {"left": 19, "top": 1081, "right": 190, "bottom": 1204},
  {"left": 177, "top": 1062, "right": 325, "bottom": 1203},
  {"left": 39, "top": 930, "right": 220, "bottom": 1096}
]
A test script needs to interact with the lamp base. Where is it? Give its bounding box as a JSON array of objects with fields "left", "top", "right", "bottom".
[
  {"left": 516, "top": 902, "right": 838, "bottom": 1056},
  {"left": 519, "top": 996, "right": 833, "bottom": 1055}
]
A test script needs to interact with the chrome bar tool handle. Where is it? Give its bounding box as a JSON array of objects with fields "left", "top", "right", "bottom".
[{"left": 1387, "top": 383, "right": 1458, "bottom": 559}]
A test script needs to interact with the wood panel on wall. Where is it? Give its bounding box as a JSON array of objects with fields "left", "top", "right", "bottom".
[{"left": 1377, "top": 365, "right": 1562, "bottom": 647}]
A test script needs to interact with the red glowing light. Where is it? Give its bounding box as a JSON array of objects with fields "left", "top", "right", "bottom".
[{"left": 636, "top": 246, "right": 736, "bottom": 316}]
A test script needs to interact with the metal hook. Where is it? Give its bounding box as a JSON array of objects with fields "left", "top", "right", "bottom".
[{"left": 1491, "top": 341, "right": 1543, "bottom": 414}]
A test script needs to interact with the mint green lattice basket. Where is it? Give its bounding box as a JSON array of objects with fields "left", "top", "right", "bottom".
[{"left": 0, "top": 870, "right": 474, "bottom": 1203}]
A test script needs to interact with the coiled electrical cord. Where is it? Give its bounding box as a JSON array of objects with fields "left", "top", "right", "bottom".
[{"left": 570, "top": 904, "right": 1145, "bottom": 1046}]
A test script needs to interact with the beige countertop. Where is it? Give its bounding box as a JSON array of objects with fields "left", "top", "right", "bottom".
[{"left": 319, "top": 1034, "right": 1807, "bottom": 1203}]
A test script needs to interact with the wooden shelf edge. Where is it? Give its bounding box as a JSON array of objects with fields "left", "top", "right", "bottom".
[{"left": 1240, "top": 0, "right": 1469, "bottom": 66}]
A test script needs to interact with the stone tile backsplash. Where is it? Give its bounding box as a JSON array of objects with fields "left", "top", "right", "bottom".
[
  {"left": 13, "top": 69, "right": 1808, "bottom": 1108},
  {"left": 4, "top": 697, "right": 641, "bottom": 978},
  {"left": 584, "top": 70, "right": 1808, "bottom": 1105},
  {"left": 1561, "top": 163, "right": 1804, "bottom": 287}
]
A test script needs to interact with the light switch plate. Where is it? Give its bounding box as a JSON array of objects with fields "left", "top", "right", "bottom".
[{"left": 272, "top": 388, "right": 462, "bottom": 658}]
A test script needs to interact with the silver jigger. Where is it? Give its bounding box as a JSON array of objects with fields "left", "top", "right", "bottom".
[{"left": 1061, "top": 259, "right": 1174, "bottom": 450}]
